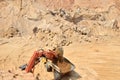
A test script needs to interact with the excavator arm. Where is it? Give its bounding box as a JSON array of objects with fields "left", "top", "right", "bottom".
[
  {"left": 25, "top": 51, "right": 43, "bottom": 72},
  {"left": 24, "top": 50, "right": 57, "bottom": 73}
]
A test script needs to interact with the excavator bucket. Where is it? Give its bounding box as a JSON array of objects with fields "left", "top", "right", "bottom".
[{"left": 45, "top": 57, "right": 75, "bottom": 74}]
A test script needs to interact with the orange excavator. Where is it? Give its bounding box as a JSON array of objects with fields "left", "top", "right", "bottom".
[
  {"left": 25, "top": 49, "right": 58, "bottom": 72},
  {"left": 19, "top": 47, "right": 75, "bottom": 80}
]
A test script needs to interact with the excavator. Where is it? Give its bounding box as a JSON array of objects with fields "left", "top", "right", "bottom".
[{"left": 19, "top": 47, "right": 75, "bottom": 80}]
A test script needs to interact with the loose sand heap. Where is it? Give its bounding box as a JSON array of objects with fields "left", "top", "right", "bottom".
[{"left": 0, "top": 0, "right": 120, "bottom": 80}]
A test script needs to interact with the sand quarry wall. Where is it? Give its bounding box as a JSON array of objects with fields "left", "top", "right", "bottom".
[
  {"left": 39, "top": 0, "right": 114, "bottom": 9},
  {"left": 0, "top": 0, "right": 119, "bottom": 29},
  {"left": 0, "top": 0, "right": 120, "bottom": 46}
]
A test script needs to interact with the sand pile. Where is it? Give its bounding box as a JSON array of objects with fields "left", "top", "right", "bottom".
[
  {"left": 0, "top": 70, "right": 34, "bottom": 80},
  {"left": 0, "top": 0, "right": 120, "bottom": 42},
  {"left": 1, "top": 27, "right": 21, "bottom": 38},
  {"left": 30, "top": 7, "right": 120, "bottom": 48}
]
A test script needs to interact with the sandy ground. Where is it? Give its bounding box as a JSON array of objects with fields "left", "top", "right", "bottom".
[{"left": 0, "top": 37, "right": 120, "bottom": 80}]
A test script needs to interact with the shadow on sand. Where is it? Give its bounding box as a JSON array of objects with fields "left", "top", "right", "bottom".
[{"left": 61, "top": 70, "right": 81, "bottom": 80}]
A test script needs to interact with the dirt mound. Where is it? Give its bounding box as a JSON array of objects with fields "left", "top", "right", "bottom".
[
  {"left": 0, "top": 70, "right": 34, "bottom": 80},
  {"left": 1, "top": 27, "right": 21, "bottom": 38},
  {"left": 32, "top": 7, "right": 120, "bottom": 47}
]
